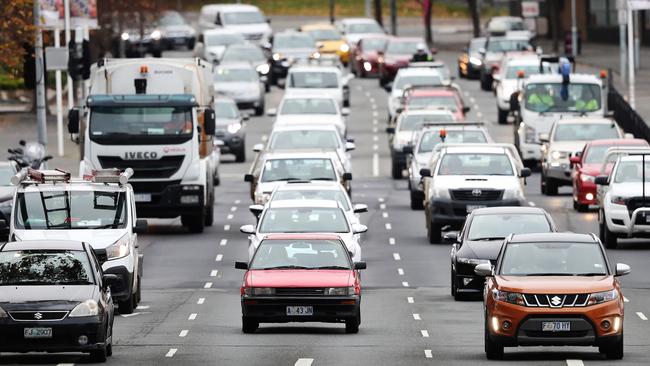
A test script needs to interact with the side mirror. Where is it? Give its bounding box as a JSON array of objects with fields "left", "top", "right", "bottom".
[
  {"left": 244, "top": 173, "right": 255, "bottom": 182},
  {"left": 204, "top": 108, "right": 216, "bottom": 135},
  {"left": 538, "top": 133, "right": 550, "bottom": 143},
  {"left": 345, "top": 141, "right": 356, "bottom": 151},
  {"left": 249, "top": 204, "right": 264, "bottom": 216},
  {"left": 519, "top": 168, "right": 532, "bottom": 178},
  {"left": 68, "top": 108, "right": 80, "bottom": 134},
  {"left": 239, "top": 224, "right": 256, "bottom": 234},
  {"left": 395, "top": 107, "right": 404, "bottom": 114},
  {"left": 385, "top": 127, "right": 396, "bottom": 134},
  {"left": 354, "top": 261, "right": 367, "bottom": 270},
  {"left": 383, "top": 83, "right": 392, "bottom": 92},
  {"left": 615, "top": 263, "right": 631, "bottom": 276},
  {"left": 462, "top": 106, "right": 471, "bottom": 114},
  {"left": 253, "top": 143, "right": 264, "bottom": 153},
  {"left": 624, "top": 133, "right": 635, "bottom": 139},
  {"left": 352, "top": 223, "right": 368, "bottom": 234},
  {"left": 569, "top": 156, "right": 581, "bottom": 165},
  {"left": 266, "top": 108, "right": 277, "bottom": 116},
  {"left": 102, "top": 273, "right": 120, "bottom": 288},
  {"left": 235, "top": 261, "right": 249, "bottom": 270},
  {"left": 474, "top": 263, "right": 493, "bottom": 277},
  {"left": 341, "top": 107, "right": 351, "bottom": 116},
  {"left": 133, "top": 219, "right": 148, "bottom": 234},
  {"left": 443, "top": 232, "right": 458, "bottom": 244},
  {"left": 353, "top": 203, "right": 368, "bottom": 213},
  {"left": 419, "top": 168, "right": 432, "bottom": 177},
  {"left": 343, "top": 172, "right": 353, "bottom": 181},
  {"left": 402, "top": 145, "right": 413, "bottom": 154},
  {"left": 595, "top": 175, "right": 609, "bottom": 185}
]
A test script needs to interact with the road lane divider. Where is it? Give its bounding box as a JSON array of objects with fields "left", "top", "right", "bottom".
[
  {"left": 179, "top": 329, "right": 188, "bottom": 337},
  {"left": 566, "top": 360, "right": 584, "bottom": 366},
  {"left": 210, "top": 270, "right": 218, "bottom": 277},
  {"left": 188, "top": 313, "right": 197, "bottom": 320},
  {"left": 216, "top": 254, "right": 223, "bottom": 262},
  {"left": 295, "top": 358, "right": 314, "bottom": 366},
  {"left": 204, "top": 282, "right": 213, "bottom": 289},
  {"left": 407, "top": 297, "right": 414, "bottom": 303},
  {"left": 220, "top": 239, "right": 227, "bottom": 246},
  {"left": 197, "top": 298, "right": 205, "bottom": 305},
  {"left": 385, "top": 223, "right": 392, "bottom": 230},
  {"left": 397, "top": 268, "right": 404, "bottom": 275},
  {"left": 165, "top": 348, "right": 178, "bottom": 358},
  {"left": 393, "top": 253, "right": 401, "bottom": 261},
  {"left": 637, "top": 312, "right": 648, "bottom": 320},
  {"left": 388, "top": 237, "right": 396, "bottom": 245},
  {"left": 413, "top": 313, "right": 421, "bottom": 320},
  {"left": 373, "top": 153, "right": 379, "bottom": 176},
  {"left": 402, "top": 281, "right": 409, "bottom": 287},
  {"left": 424, "top": 350, "right": 433, "bottom": 358},
  {"left": 420, "top": 330, "right": 429, "bottom": 338}
]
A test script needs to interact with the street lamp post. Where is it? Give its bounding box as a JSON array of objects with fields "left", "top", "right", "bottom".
[{"left": 571, "top": 0, "right": 577, "bottom": 57}]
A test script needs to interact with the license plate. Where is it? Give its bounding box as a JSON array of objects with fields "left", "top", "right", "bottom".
[
  {"left": 24, "top": 328, "right": 52, "bottom": 339},
  {"left": 466, "top": 205, "right": 486, "bottom": 213},
  {"left": 286, "top": 306, "right": 313, "bottom": 316},
  {"left": 541, "top": 321, "right": 571, "bottom": 332},
  {"left": 174, "top": 38, "right": 185, "bottom": 44},
  {"left": 134, "top": 193, "right": 152, "bottom": 202}
]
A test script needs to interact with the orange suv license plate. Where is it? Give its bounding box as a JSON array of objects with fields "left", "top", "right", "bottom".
[{"left": 542, "top": 321, "right": 570, "bottom": 332}]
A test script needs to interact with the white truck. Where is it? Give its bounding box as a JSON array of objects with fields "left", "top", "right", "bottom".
[
  {"left": 68, "top": 58, "right": 218, "bottom": 233},
  {"left": 511, "top": 58, "right": 607, "bottom": 167}
]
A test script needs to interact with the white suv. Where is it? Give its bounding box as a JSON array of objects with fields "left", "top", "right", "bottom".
[{"left": 285, "top": 65, "right": 354, "bottom": 107}]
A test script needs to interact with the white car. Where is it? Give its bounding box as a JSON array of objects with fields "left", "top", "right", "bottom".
[
  {"left": 335, "top": 18, "right": 385, "bottom": 50},
  {"left": 198, "top": 4, "right": 272, "bottom": 44},
  {"left": 386, "top": 67, "right": 445, "bottom": 121},
  {"left": 269, "top": 95, "right": 350, "bottom": 137},
  {"left": 541, "top": 117, "right": 624, "bottom": 195},
  {"left": 597, "top": 153, "right": 650, "bottom": 249},
  {"left": 239, "top": 199, "right": 367, "bottom": 262},
  {"left": 194, "top": 28, "right": 246, "bottom": 64},
  {"left": 493, "top": 53, "right": 545, "bottom": 124},
  {"left": 285, "top": 65, "right": 354, "bottom": 107},
  {"left": 420, "top": 144, "right": 531, "bottom": 243},
  {"left": 7, "top": 169, "right": 146, "bottom": 314},
  {"left": 214, "top": 63, "right": 266, "bottom": 116}
]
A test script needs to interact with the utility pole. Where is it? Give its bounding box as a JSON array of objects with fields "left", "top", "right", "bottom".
[
  {"left": 618, "top": 0, "right": 627, "bottom": 83},
  {"left": 329, "top": 0, "right": 335, "bottom": 24},
  {"left": 628, "top": 5, "right": 635, "bottom": 108},
  {"left": 365, "top": 0, "right": 371, "bottom": 17},
  {"left": 571, "top": 0, "right": 578, "bottom": 57},
  {"left": 390, "top": 0, "right": 397, "bottom": 35},
  {"left": 65, "top": 0, "right": 74, "bottom": 110},
  {"left": 33, "top": 0, "right": 48, "bottom": 146}
]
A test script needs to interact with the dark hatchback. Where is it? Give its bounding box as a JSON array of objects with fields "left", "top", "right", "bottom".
[
  {"left": 447, "top": 207, "right": 557, "bottom": 300},
  {"left": 0, "top": 240, "right": 116, "bottom": 362}
]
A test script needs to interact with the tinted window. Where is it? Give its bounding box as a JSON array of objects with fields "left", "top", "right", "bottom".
[
  {"left": 280, "top": 98, "right": 337, "bottom": 115},
  {"left": 500, "top": 242, "right": 607, "bottom": 276},
  {"left": 269, "top": 130, "right": 340, "bottom": 150},
  {"left": 400, "top": 113, "right": 454, "bottom": 131},
  {"left": 360, "top": 38, "right": 387, "bottom": 51},
  {"left": 251, "top": 239, "right": 351, "bottom": 269},
  {"left": 553, "top": 123, "right": 619, "bottom": 141},
  {"left": 259, "top": 207, "right": 349, "bottom": 233},
  {"left": 468, "top": 214, "right": 551, "bottom": 240},
  {"left": 438, "top": 153, "right": 513, "bottom": 176},
  {"left": 348, "top": 23, "right": 383, "bottom": 34},
  {"left": 419, "top": 130, "right": 487, "bottom": 152},
  {"left": 215, "top": 68, "right": 258, "bottom": 82},
  {"left": 261, "top": 158, "right": 336, "bottom": 182},
  {"left": 524, "top": 83, "right": 602, "bottom": 113},
  {"left": 307, "top": 29, "right": 341, "bottom": 41},
  {"left": 487, "top": 39, "right": 531, "bottom": 52},
  {"left": 90, "top": 106, "right": 193, "bottom": 143},
  {"left": 222, "top": 11, "right": 265, "bottom": 25},
  {"left": 0, "top": 250, "right": 94, "bottom": 285},
  {"left": 469, "top": 38, "right": 486, "bottom": 52},
  {"left": 204, "top": 33, "right": 245, "bottom": 47},
  {"left": 273, "top": 189, "right": 350, "bottom": 210},
  {"left": 289, "top": 72, "right": 338, "bottom": 88},
  {"left": 386, "top": 40, "right": 421, "bottom": 54},
  {"left": 158, "top": 12, "right": 186, "bottom": 26},
  {"left": 214, "top": 101, "right": 239, "bottom": 119}
]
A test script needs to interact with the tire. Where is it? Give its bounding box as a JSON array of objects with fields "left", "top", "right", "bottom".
[
  {"left": 89, "top": 346, "right": 107, "bottom": 363},
  {"left": 135, "top": 276, "right": 142, "bottom": 304},
  {"left": 255, "top": 104, "right": 264, "bottom": 116},
  {"left": 345, "top": 309, "right": 361, "bottom": 334},
  {"left": 480, "top": 72, "right": 491, "bottom": 91},
  {"left": 410, "top": 190, "right": 423, "bottom": 210},
  {"left": 151, "top": 48, "right": 162, "bottom": 58},
  {"left": 458, "top": 65, "right": 465, "bottom": 79},
  {"left": 484, "top": 318, "right": 504, "bottom": 360},
  {"left": 242, "top": 317, "right": 259, "bottom": 333},
  {"left": 205, "top": 203, "right": 214, "bottom": 227},
  {"left": 343, "top": 98, "right": 350, "bottom": 108},
  {"left": 106, "top": 323, "right": 113, "bottom": 357},
  {"left": 265, "top": 82, "right": 270, "bottom": 93},
  {"left": 427, "top": 221, "right": 441, "bottom": 244},
  {"left": 391, "top": 162, "right": 403, "bottom": 179},
  {"left": 601, "top": 333, "right": 624, "bottom": 359},
  {"left": 450, "top": 268, "right": 457, "bottom": 296},
  {"left": 498, "top": 107, "right": 509, "bottom": 125},
  {"left": 118, "top": 293, "right": 135, "bottom": 314},
  {"left": 187, "top": 39, "right": 195, "bottom": 50},
  {"left": 601, "top": 214, "right": 619, "bottom": 249},
  {"left": 182, "top": 213, "right": 205, "bottom": 233},
  {"left": 235, "top": 148, "right": 246, "bottom": 163},
  {"left": 544, "top": 174, "right": 558, "bottom": 196},
  {"left": 574, "top": 199, "right": 588, "bottom": 212}
]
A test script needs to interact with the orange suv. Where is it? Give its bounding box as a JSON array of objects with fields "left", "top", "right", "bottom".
[{"left": 475, "top": 233, "right": 630, "bottom": 360}]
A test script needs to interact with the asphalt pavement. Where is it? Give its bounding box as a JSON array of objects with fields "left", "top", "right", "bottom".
[{"left": 3, "top": 44, "right": 650, "bottom": 366}]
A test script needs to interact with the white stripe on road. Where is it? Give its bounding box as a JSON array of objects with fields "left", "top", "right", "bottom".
[
  {"left": 566, "top": 360, "right": 584, "bottom": 366},
  {"left": 421, "top": 330, "right": 430, "bottom": 338},
  {"left": 637, "top": 312, "right": 648, "bottom": 320},
  {"left": 385, "top": 223, "right": 392, "bottom": 230},
  {"left": 179, "top": 330, "right": 188, "bottom": 337},
  {"left": 373, "top": 153, "right": 379, "bottom": 177},
  {"left": 373, "top": 119, "right": 378, "bottom": 125},
  {"left": 397, "top": 268, "right": 404, "bottom": 275},
  {"left": 378, "top": 197, "right": 385, "bottom": 202},
  {"left": 413, "top": 313, "right": 421, "bottom": 320},
  {"left": 204, "top": 282, "right": 213, "bottom": 289},
  {"left": 372, "top": 127, "right": 378, "bottom": 133},
  {"left": 136, "top": 305, "right": 149, "bottom": 310},
  {"left": 216, "top": 254, "right": 223, "bottom": 262},
  {"left": 227, "top": 214, "right": 234, "bottom": 220},
  {"left": 365, "top": 91, "right": 371, "bottom": 96},
  {"left": 388, "top": 237, "right": 396, "bottom": 245},
  {"left": 220, "top": 239, "right": 227, "bottom": 246},
  {"left": 235, "top": 199, "right": 241, "bottom": 204},
  {"left": 476, "top": 111, "right": 483, "bottom": 119},
  {"left": 382, "top": 212, "right": 389, "bottom": 218},
  {"left": 528, "top": 201, "right": 536, "bottom": 206},
  {"left": 469, "top": 97, "right": 476, "bottom": 103},
  {"left": 197, "top": 298, "right": 205, "bottom": 305},
  {"left": 224, "top": 225, "right": 230, "bottom": 231},
  {"left": 231, "top": 206, "right": 237, "bottom": 212},
  {"left": 402, "top": 281, "right": 409, "bottom": 287},
  {"left": 373, "top": 144, "right": 378, "bottom": 151},
  {"left": 165, "top": 348, "right": 177, "bottom": 358},
  {"left": 424, "top": 350, "right": 433, "bottom": 358},
  {"left": 372, "top": 111, "right": 378, "bottom": 117},
  {"left": 407, "top": 296, "right": 414, "bottom": 303},
  {"left": 57, "top": 364, "right": 75, "bottom": 366},
  {"left": 261, "top": 134, "right": 268, "bottom": 142},
  {"left": 393, "top": 253, "right": 401, "bottom": 260},
  {"left": 295, "top": 359, "right": 314, "bottom": 366},
  {"left": 379, "top": 203, "right": 386, "bottom": 210},
  {"left": 210, "top": 270, "right": 218, "bottom": 277},
  {"left": 373, "top": 135, "right": 378, "bottom": 141},
  {"left": 372, "top": 104, "right": 377, "bottom": 110},
  {"left": 188, "top": 313, "right": 197, "bottom": 320},
  {"left": 624, "top": 296, "right": 629, "bottom": 302},
  {"left": 370, "top": 97, "right": 375, "bottom": 103}
]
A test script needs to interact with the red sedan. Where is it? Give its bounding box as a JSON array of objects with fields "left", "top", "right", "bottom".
[
  {"left": 403, "top": 87, "right": 469, "bottom": 121},
  {"left": 570, "top": 138, "right": 649, "bottom": 211},
  {"left": 236, "top": 234, "right": 365, "bottom": 333},
  {"left": 378, "top": 37, "right": 429, "bottom": 86},
  {"left": 350, "top": 35, "right": 388, "bottom": 78}
]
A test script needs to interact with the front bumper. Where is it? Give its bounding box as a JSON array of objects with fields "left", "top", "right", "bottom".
[
  {"left": 0, "top": 317, "right": 106, "bottom": 353},
  {"left": 429, "top": 198, "right": 524, "bottom": 226},
  {"left": 103, "top": 264, "right": 134, "bottom": 302},
  {"left": 605, "top": 203, "right": 650, "bottom": 236},
  {"left": 131, "top": 181, "right": 205, "bottom": 218},
  {"left": 241, "top": 296, "right": 360, "bottom": 323},
  {"left": 215, "top": 132, "right": 245, "bottom": 155},
  {"left": 454, "top": 262, "right": 489, "bottom": 293},
  {"left": 574, "top": 181, "right": 598, "bottom": 206},
  {"left": 544, "top": 162, "right": 572, "bottom": 183},
  {"left": 163, "top": 35, "right": 195, "bottom": 49}
]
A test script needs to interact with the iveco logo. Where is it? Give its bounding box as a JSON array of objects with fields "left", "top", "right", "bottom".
[
  {"left": 124, "top": 151, "right": 158, "bottom": 160},
  {"left": 550, "top": 296, "right": 563, "bottom": 306},
  {"left": 472, "top": 189, "right": 482, "bottom": 197},
  {"left": 33, "top": 312, "right": 43, "bottom": 320}
]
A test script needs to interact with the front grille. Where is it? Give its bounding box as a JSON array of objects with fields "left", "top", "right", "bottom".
[
  {"left": 625, "top": 197, "right": 650, "bottom": 217},
  {"left": 275, "top": 288, "right": 325, "bottom": 296},
  {"left": 523, "top": 294, "right": 589, "bottom": 308},
  {"left": 130, "top": 180, "right": 181, "bottom": 194},
  {"left": 98, "top": 155, "right": 184, "bottom": 179},
  {"left": 9, "top": 311, "right": 68, "bottom": 321},
  {"left": 450, "top": 189, "right": 503, "bottom": 201}
]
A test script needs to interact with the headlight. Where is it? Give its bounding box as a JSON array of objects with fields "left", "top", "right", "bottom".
[
  {"left": 503, "top": 188, "right": 524, "bottom": 200},
  {"left": 150, "top": 30, "right": 162, "bottom": 40},
  {"left": 469, "top": 56, "right": 482, "bottom": 66},
  {"left": 433, "top": 186, "right": 451, "bottom": 200},
  {"left": 550, "top": 151, "right": 567, "bottom": 161},
  {"left": 580, "top": 174, "right": 596, "bottom": 183},
  {"left": 524, "top": 126, "right": 536, "bottom": 143},
  {"left": 247, "top": 287, "right": 275, "bottom": 296},
  {"left": 491, "top": 289, "right": 525, "bottom": 306},
  {"left": 363, "top": 61, "right": 372, "bottom": 72},
  {"left": 587, "top": 289, "right": 618, "bottom": 305},
  {"left": 324, "top": 286, "right": 355, "bottom": 296},
  {"left": 0, "top": 305, "right": 7, "bottom": 318},
  {"left": 611, "top": 196, "right": 627, "bottom": 205},
  {"left": 457, "top": 257, "right": 490, "bottom": 265},
  {"left": 106, "top": 234, "right": 130, "bottom": 261},
  {"left": 339, "top": 43, "right": 350, "bottom": 52},
  {"left": 272, "top": 53, "right": 282, "bottom": 61},
  {"left": 121, "top": 32, "right": 130, "bottom": 41},
  {"left": 69, "top": 300, "right": 99, "bottom": 317},
  {"left": 256, "top": 63, "right": 270, "bottom": 74},
  {"left": 227, "top": 123, "right": 242, "bottom": 134}
]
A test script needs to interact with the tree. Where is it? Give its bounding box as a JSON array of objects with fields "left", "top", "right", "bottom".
[
  {"left": 416, "top": 0, "right": 433, "bottom": 46},
  {"left": 0, "top": 0, "right": 35, "bottom": 76},
  {"left": 467, "top": 0, "right": 481, "bottom": 37}
]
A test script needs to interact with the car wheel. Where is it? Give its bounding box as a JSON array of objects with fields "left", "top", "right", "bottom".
[
  {"left": 182, "top": 213, "right": 205, "bottom": 233},
  {"left": 343, "top": 98, "right": 350, "bottom": 108},
  {"left": 450, "top": 268, "right": 457, "bottom": 296},
  {"left": 410, "top": 190, "right": 423, "bottom": 210},
  {"left": 118, "top": 292, "right": 135, "bottom": 314},
  {"left": 601, "top": 332, "right": 624, "bottom": 359},
  {"left": 497, "top": 108, "right": 509, "bottom": 125},
  {"left": 151, "top": 49, "right": 162, "bottom": 58},
  {"left": 428, "top": 222, "right": 441, "bottom": 244},
  {"left": 458, "top": 65, "right": 464, "bottom": 79},
  {"left": 391, "top": 162, "right": 402, "bottom": 179},
  {"left": 135, "top": 276, "right": 142, "bottom": 304},
  {"left": 106, "top": 323, "right": 113, "bottom": 357},
  {"left": 602, "top": 215, "right": 619, "bottom": 249},
  {"left": 480, "top": 73, "right": 491, "bottom": 91},
  {"left": 484, "top": 317, "right": 504, "bottom": 360},
  {"left": 574, "top": 199, "right": 588, "bottom": 212},
  {"left": 204, "top": 203, "right": 214, "bottom": 227},
  {"left": 544, "top": 175, "right": 558, "bottom": 196},
  {"left": 235, "top": 148, "right": 247, "bottom": 163},
  {"left": 255, "top": 105, "right": 264, "bottom": 116},
  {"left": 242, "top": 317, "right": 259, "bottom": 333},
  {"left": 345, "top": 309, "right": 361, "bottom": 334},
  {"left": 90, "top": 346, "right": 108, "bottom": 363}
]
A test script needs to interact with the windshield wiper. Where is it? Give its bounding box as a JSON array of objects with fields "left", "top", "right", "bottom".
[
  {"left": 314, "top": 266, "right": 350, "bottom": 270},
  {"left": 92, "top": 223, "right": 124, "bottom": 229},
  {"left": 575, "top": 273, "right": 607, "bottom": 276},
  {"left": 470, "top": 236, "right": 505, "bottom": 241},
  {"left": 524, "top": 273, "right": 573, "bottom": 276},
  {"left": 309, "top": 177, "right": 336, "bottom": 181},
  {"left": 270, "top": 177, "right": 302, "bottom": 182},
  {"left": 262, "top": 265, "right": 309, "bottom": 270},
  {"left": 55, "top": 281, "right": 94, "bottom": 285},
  {"left": 3, "top": 280, "right": 52, "bottom": 285}
]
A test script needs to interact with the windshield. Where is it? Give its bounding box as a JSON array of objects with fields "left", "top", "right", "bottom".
[
  {"left": 215, "top": 68, "right": 258, "bottom": 82},
  {"left": 348, "top": 23, "right": 383, "bottom": 34},
  {"left": 469, "top": 38, "right": 486, "bottom": 52},
  {"left": 395, "top": 75, "right": 443, "bottom": 89},
  {"left": 0, "top": 166, "right": 14, "bottom": 186},
  {"left": 505, "top": 64, "right": 548, "bottom": 79},
  {"left": 274, "top": 34, "right": 314, "bottom": 49},
  {"left": 273, "top": 189, "right": 350, "bottom": 210},
  {"left": 90, "top": 106, "right": 193, "bottom": 145},
  {"left": 438, "top": 153, "right": 514, "bottom": 176},
  {"left": 408, "top": 95, "right": 459, "bottom": 112},
  {"left": 614, "top": 161, "right": 650, "bottom": 183},
  {"left": 419, "top": 130, "right": 487, "bottom": 152},
  {"left": 491, "top": 19, "right": 525, "bottom": 31},
  {"left": 15, "top": 191, "right": 127, "bottom": 230},
  {"left": 269, "top": 130, "right": 340, "bottom": 150},
  {"left": 214, "top": 101, "right": 239, "bottom": 119},
  {"left": 487, "top": 39, "right": 531, "bottom": 53},
  {"left": 307, "top": 29, "right": 341, "bottom": 41},
  {"left": 205, "top": 33, "right": 245, "bottom": 47},
  {"left": 524, "top": 83, "right": 602, "bottom": 113},
  {"left": 261, "top": 158, "right": 337, "bottom": 182},
  {"left": 280, "top": 98, "right": 338, "bottom": 115},
  {"left": 260, "top": 207, "right": 349, "bottom": 233},
  {"left": 360, "top": 38, "right": 387, "bottom": 51},
  {"left": 251, "top": 239, "right": 351, "bottom": 269},
  {"left": 553, "top": 123, "right": 619, "bottom": 141},
  {"left": 158, "top": 12, "right": 186, "bottom": 26},
  {"left": 386, "top": 41, "right": 421, "bottom": 55},
  {"left": 222, "top": 11, "right": 265, "bottom": 25},
  {"left": 468, "top": 214, "right": 551, "bottom": 241},
  {"left": 289, "top": 72, "right": 338, "bottom": 88},
  {"left": 222, "top": 46, "right": 266, "bottom": 63},
  {"left": 0, "top": 250, "right": 94, "bottom": 286},
  {"left": 400, "top": 114, "right": 454, "bottom": 131},
  {"left": 500, "top": 242, "right": 607, "bottom": 276}
]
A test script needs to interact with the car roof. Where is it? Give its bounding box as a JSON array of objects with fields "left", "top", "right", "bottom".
[
  {"left": 443, "top": 145, "right": 510, "bottom": 155},
  {"left": 410, "top": 89, "right": 457, "bottom": 97},
  {"left": 268, "top": 199, "right": 340, "bottom": 209},
  {"left": 202, "top": 28, "right": 242, "bottom": 36},
  {"left": 388, "top": 37, "right": 423, "bottom": 43},
  {"left": 271, "top": 124, "right": 339, "bottom": 132},
  {"left": 472, "top": 206, "right": 547, "bottom": 215},
  {"left": 18, "top": 182, "right": 127, "bottom": 193},
  {"left": 263, "top": 151, "right": 337, "bottom": 160},
  {"left": 401, "top": 109, "right": 455, "bottom": 117},
  {"left": 619, "top": 154, "right": 650, "bottom": 162},
  {"left": 301, "top": 23, "right": 337, "bottom": 31},
  {"left": 281, "top": 93, "right": 338, "bottom": 101},
  {"left": 262, "top": 233, "right": 343, "bottom": 241},
  {"left": 0, "top": 161, "right": 15, "bottom": 168},
  {"left": 555, "top": 117, "right": 616, "bottom": 125},
  {"left": 2, "top": 240, "right": 87, "bottom": 252},
  {"left": 217, "top": 63, "right": 256, "bottom": 70},
  {"left": 202, "top": 4, "right": 260, "bottom": 12},
  {"left": 525, "top": 73, "right": 602, "bottom": 84},
  {"left": 342, "top": 18, "right": 379, "bottom": 24},
  {"left": 588, "top": 138, "right": 648, "bottom": 146},
  {"left": 507, "top": 232, "right": 596, "bottom": 244},
  {"left": 397, "top": 68, "right": 443, "bottom": 77},
  {"left": 289, "top": 65, "right": 340, "bottom": 73},
  {"left": 275, "top": 181, "right": 344, "bottom": 191}
]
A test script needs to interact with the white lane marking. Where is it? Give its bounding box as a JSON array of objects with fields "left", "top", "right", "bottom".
[
  {"left": 230, "top": 206, "right": 237, "bottom": 212},
  {"left": 407, "top": 296, "right": 414, "bottom": 303},
  {"left": 370, "top": 97, "right": 375, "bottom": 103},
  {"left": 382, "top": 212, "right": 389, "bottom": 218},
  {"left": 295, "top": 359, "right": 314, "bottom": 366},
  {"left": 402, "top": 281, "right": 409, "bottom": 287},
  {"left": 421, "top": 330, "right": 430, "bottom": 338},
  {"left": 528, "top": 201, "right": 536, "bottom": 207},
  {"left": 378, "top": 197, "right": 385, "bottom": 202},
  {"left": 393, "top": 253, "right": 401, "bottom": 260},
  {"left": 216, "top": 254, "right": 223, "bottom": 262},
  {"left": 637, "top": 312, "right": 648, "bottom": 320},
  {"left": 473, "top": 103, "right": 479, "bottom": 110},
  {"left": 179, "top": 329, "right": 188, "bottom": 337},
  {"left": 365, "top": 91, "right": 371, "bottom": 97},
  {"left": 372, "top": 111, "right": 378, "bottom": 117},
  {"left": 397, "top": 268, "right": 404, "bottom": 275},
  {"left": 57, "top": 364, "right": 75, "bottom": 366},
  {"left": 210, "top": 269, "right": 218, "bottom": 277},
  {"left": 373, "top": 118, "right": 378, "bottom": 125},
  {"left": 388, "top": 237, "right": 396, "bottom": 245},
  {"left": 120, "top": 312, "right": 143, "bottom": 318},
  {"left": 566, "top": 360, "right": 584, "bottom": 366},
  {"left": 469, "top": 97, "right": 476, "bottom": 103},
  {"left": 372, "top": 105, "right": 377, "bottom": 110},
  {"left": 373, "top": 135, "right": 378, "bottom": 141},
  {"left": 413, "top": 313, "right": 421, "bottom": 320},
  {"left": 373, "top": 144, "right": 378, "bottom": 151},
  {"left": 227, "top": 214, "right": 234, "bottom": 220},
  {"left": 476, "top": 111, "right": 483, "bottom": 118},
  {"left": 424, "top": 350, "right": 433, "bottom": 358},
  {"left": 220, "top": 239, "right": 227, "bottom": 246},
  {"left": 379, "top": 203, "right": 386, "bottom": 210},
  {"left": 464, "top": 91, "right": 470, "bottom": 97},
  {"left": 385, "top": 223, "right": 392, "bottom": 230},
  {"left": 197, "top": 298, "right": 205, "bottom": 305},
  {"left": 235, "top": 199, "right": 241, "bottom": 204},
  {"left": 261, "top": 134, "right": 268, "bottom": 142},
  {"left": 165, "top": 348, "right": 178, "bottom": 358},
  {"left": 188, "top": 313, "right": 197, "bottom": 320},
  {"left": 204, "top": 282, "right": 213, "bottom": 289},
  {"left": 224, "top": 224, "right": 230, "bottom": 231},
  {"left": 136, "top": 305, "right": 150, "bottom": 310},
  {"left": 372, "top": 127, "right": 378, "bottom": 133},
  {"left": 373, "top": 153, "right": 379, "bottom": 177},
  {"left": 624, "top": 296, "right": 629, "bottom": 302}
]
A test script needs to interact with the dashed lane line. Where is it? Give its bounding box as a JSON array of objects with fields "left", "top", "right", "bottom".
[
  {"left": 216, "top": 254, "right": 223, "bottom": 262},
  {"left": 210, "top": 270, "right": 218, "bottom": 277},
  {"left": 373, "top": 153, "right": 379, "bottom": 177},
  {"left": 637, "top": 312, "right": 648, "bottom": 320},
  {"left": 220, "top": 239, "right": 227, "bottom": 246},
  {"left": 424, "top": 350, "right": 433, "bottom": 359},
  {"left": 224, "top": 224, "right": 231, "bottom": 231},
  {"left": 566, "top": 360, "right": 584, "bottom": 366},
  {"left": 397, "top": 268, "right": 404, "bottom": 275},
  {"left": 421, "top": 330, "right": 430, "bottom": 338},
  {"left": 402, "top": 281, "right": 409, "bottom": 287},
  {"left": 230, "top": 206, "right": 237, "bottom": 212},
  {"left": 165, "top": 348, "right": 178, "bottom": 358},
  {"left": 235, "top": 199, "right": 241, "bottom": 204},
  {"left": 295, "top": 359, "right": 314, "bottom": 366},
  {"left": 382, "top": 212, "right": 389, "bottom": 218},
  {"left": 197, "top": 298, "right": 205, "bottom": 305},
  {"left": 227, "top": 214, "right": 234, "bottom": 220},
  {"left": 379, "top": 203, "right": 386, "bottom": 210},
  {"left": 624, "top": 296, "right": 629, "bottom": 302},
  {"left": 204, "top": 282, "right": 213, "bottom": 289},
  {"left": 407, "top": 297, "right": 414, "bottom": 303},
  {"left": 179, "top": 329, "right": 188, "bottom": 337},
  {"left": 373, "top": 144, "right": 378, "bottom": 151},
  {"left": 188, "top": 313, "right": 197, "bottom": 320},
  {"left": 378, "top": 197, "right": 385, "bottom": 202},
  {"left": 393, "top": 253, "right": 401, "bottom": 261},
  {"left": 385, "top": 223, "right": 392, "bottom": 230},
  {"left": 413, "top": 313, "right": 421, "bottom": 320},
  {"left": 388, "top": 237, "right": 396, "bottom": 245}
]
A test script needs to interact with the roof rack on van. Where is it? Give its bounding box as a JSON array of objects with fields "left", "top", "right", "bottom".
[
  {"left": 11, "top": 169, "right": 70, "bottom": 185},
  {"left": 83, "top": 168, "right": 134, "bottom": 184}
]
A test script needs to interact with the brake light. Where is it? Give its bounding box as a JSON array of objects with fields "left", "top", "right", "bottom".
[{"left": 599, "top": 69, "right": 607, "bottom": 79}]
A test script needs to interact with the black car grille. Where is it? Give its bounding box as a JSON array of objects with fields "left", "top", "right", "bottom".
[
  {"left": 522, "top": 294, "right": 589, "bottom": 308},
  {"left": 450, "top": 189, "right": 503, "bottom": 201},
  {"left": 97, "top": 155, "right": 184, "bottom": 179},
  {"left": 625, "top": 197, "right": 650, "bottom": 217},
  {"left": 130, "top": 180, "right": 181, "bottom": 194},
  {"left": 9, "top": 311, "right": 68, "bottom": 321},
  {"left": 275, "top": 288, "right": 325, "bottom": 296}
]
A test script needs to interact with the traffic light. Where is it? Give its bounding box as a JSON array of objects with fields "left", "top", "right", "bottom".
[{"left": 68, "top": 40, "right": 91, "bottom": 80}]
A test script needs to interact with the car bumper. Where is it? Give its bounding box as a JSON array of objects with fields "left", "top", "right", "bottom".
[
  {"left": 215, "top": 133, "right": 245, "bottom": 154},
  {"left": 544, "top": 162, "right": 572, "bottom": 182},
  {"left": 241, "top": 296, "right": 360, "bottom": 323},
  {"left": 163, "top": 36, "right": 194, "bottom": 48},
  {"left": 0, "top": 317, "right": 106, "bottom": 353},
  {"left": 574, "top": 181, "right": 598, "bottom": 206},
  {"left": 429, "top": 198, "right": 524, "bottom": 226},
  {"left": 131, "top": 182, "right": 205, "bottom": 218},
  {"left": 454, "top": 262, "right": 489, "bottom": 293},
  {"left": 518, "top": 141, "right": 543, "bottom": 162},
  {"left": 606, "top": 204, "right": 650, "bottom": 236}
]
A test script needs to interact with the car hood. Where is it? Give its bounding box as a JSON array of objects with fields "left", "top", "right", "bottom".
[
  {"left": 285, "top": 88, "right": 341, "bottom": 100},
  {"left": 276, "top": 115, "right": 344, "bottom": 125},
  {"left": 434, "top": 175, "right": 520, "bottom": 190},
  {"left": 363, "top": 51, "right": 380, "bottom": 61},
  {"left": 549, "top": 141, "right": 587, "bottom": 154},
  {"left": 14, "top": 229, "right": 127, "bottom": 249},
  {"left": 319, "top": 40, "right": 345, "bottom": 52},
  {"left": 459, "top": 240, "right": 504, "bottom": 261},
  {"left": 215, "top": 118, "right": 240, "bottom": 127},
  {"left": 160, "top": 24, "right": 194, "bottom": 34},
  {"left": 496, "top": 275, "right": 615, "bottom": 294},
  {"left": 384, "top": 54, "right": 412, "bottom": 64},
  {"left": 581, "top": 163, "right": 610, "bottom": 176},
  {"left": 224, "top": 23, "right": 271, "bottom": 35},
  {"left": 0, "top": 285, "right": 96, "bottom": 309},
  {"left": 246, "top": 269, "right": 353, "bottom": 287},
  {"left": 610, "top": 182, "right": 650, "bottom": 197}
]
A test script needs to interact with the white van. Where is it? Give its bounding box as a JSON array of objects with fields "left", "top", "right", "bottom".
[{"left": 198, "top": 4, "right": 272, "bottom": 45}]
